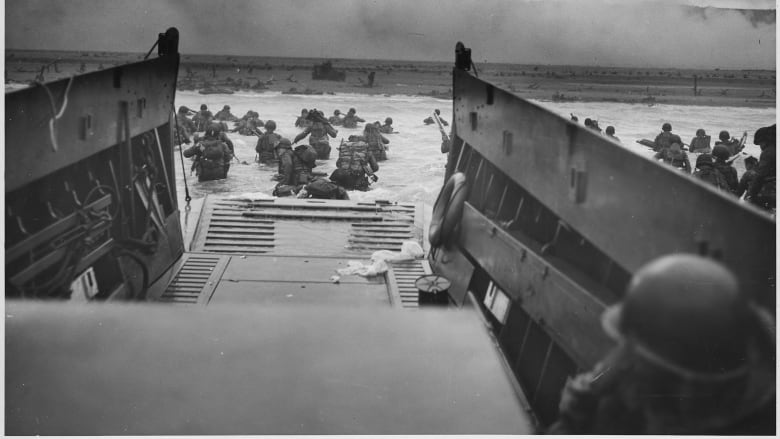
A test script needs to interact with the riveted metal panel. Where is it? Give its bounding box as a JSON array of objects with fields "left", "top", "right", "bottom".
[
  {"left": 453, "top": 69, "right": 775, "bottom": 311},
  {"left": 5, "top": 55, "right": 180, "bottom": 192},
  {"left": 459, "top": 203, "right": 613, "bottom": 367}
]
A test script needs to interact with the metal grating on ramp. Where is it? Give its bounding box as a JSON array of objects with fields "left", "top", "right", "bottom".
[
  {"left": 386, "top": 259, "right": 433, "bottom": 309},
  {"left": 190, "top": 196, "right": 422, "bottom": 257},
  {"left": 158, "top": 254, "right": 227, "bottom": 304},
  {"left": 348, "top": 221, "right": 416, "bottom": 252},
  {"left": 193, "top": 199, "right": 276, "bottom": 254}
]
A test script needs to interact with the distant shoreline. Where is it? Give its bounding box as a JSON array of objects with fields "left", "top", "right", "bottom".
[{"left": 5, "top": 50, "right": 776, "bottom": 109}]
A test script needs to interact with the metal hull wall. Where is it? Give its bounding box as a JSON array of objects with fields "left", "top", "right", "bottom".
[
  {"left": 5, "top": 50, "right": 183, "bottom": 300},
  {"left": 449, "top": 68, "right": 774, "bottom": 310},
  {"left": 6, "top": 55, "right": 180, "bottom": 193},
  {"left": 431, "top": 68, "right": 775, "bottom": 426}
]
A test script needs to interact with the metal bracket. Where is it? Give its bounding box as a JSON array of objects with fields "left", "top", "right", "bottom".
[
  {"left": 79, "top": 113, "right": 93, "bottom": 140},
  {"left": 502, "top": 130, "right": 513, "bottom": 155}
]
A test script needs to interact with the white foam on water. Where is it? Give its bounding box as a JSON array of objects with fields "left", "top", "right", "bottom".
[{"left": 174, "top": 91, "right": 776, "bottom": 209}]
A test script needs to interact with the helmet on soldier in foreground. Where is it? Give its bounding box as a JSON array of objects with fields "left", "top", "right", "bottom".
[
  {"left": 205, "top": 122, "right": 222, "bottom": 138},
  {"left": 719, "top": 130, "right": 730, "bottom": 141},
  {"left": 662, "top": 122, "right": 672, "bottom": 132},
  {"left": 276, "top": 138, "right": 292, "bottom": 149},
  {"left": 712, "top": 145, "right": 730, "bottom": 161},
  {"left": 265, "top": 120, "right": 276, "bottom": 130},
  {"left": 695, "top": 153, "right": 714, "bottom": 168},
  {"left": 385, "top": 117, "right": 393, "bottom": 124},
  {"left": 753, "top": 124, "right": 775, "bottom": 147},
  {"left": 602, "top": 254, "right": 750, "bottom": 378}
]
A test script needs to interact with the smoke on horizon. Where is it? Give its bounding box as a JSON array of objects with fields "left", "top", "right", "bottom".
[{"left": 5, "top": 0, "right": 776, "bottom": 69}]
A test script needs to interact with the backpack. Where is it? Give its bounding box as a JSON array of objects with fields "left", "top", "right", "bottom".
[
  {"left": 694, "top": 166, "right": 729, "bottom": 191},
  {"left": 305, "top": 178, "right": 342, "bottom": 199},
  {"left": 338, "top": 141, "right": 368, "bottom": 172},
  {"left": 202, "top": 140, "right": 225, "bottom": 161}
]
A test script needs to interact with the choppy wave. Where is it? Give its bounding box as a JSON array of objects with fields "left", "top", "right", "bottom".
[{"left": 174, "top": 91, "right": 776, "bottom": 209}]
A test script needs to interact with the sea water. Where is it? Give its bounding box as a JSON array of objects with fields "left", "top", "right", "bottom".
[{"left": 174, "top": 91, "right": 775, "bottom": 210}]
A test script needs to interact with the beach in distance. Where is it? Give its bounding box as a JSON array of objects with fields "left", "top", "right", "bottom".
[{"left": 5, "top": 49, "right": 776, "bottom": 108}]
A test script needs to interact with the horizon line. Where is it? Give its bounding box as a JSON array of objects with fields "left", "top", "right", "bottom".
[{"left": 5, "top": 48, "right": 776, "bottom": 72}]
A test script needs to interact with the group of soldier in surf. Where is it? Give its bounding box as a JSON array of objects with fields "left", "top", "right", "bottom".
[
  {"left": 175, "top": 103, "right": 397, "bottom": 200},
  {"left": 646, "top": 122, "right": 775, "bottom": 213},
  {"left": 571, "top": 113, "right": 776, "bottom": 213},
  {"left": 176, "top": 103, "right": 775, "bottom": 213}
]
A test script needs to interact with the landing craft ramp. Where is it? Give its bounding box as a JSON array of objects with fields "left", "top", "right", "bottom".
[{"left": 148, "top": 196, "right": 430, "bottom": 308}]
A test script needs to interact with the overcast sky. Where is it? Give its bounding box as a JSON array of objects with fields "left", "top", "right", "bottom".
[{"left": 4, "top": 0, "right": 776, "bottom": 69}]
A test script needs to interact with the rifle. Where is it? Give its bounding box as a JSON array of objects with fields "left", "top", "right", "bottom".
[
  {"left": 736, "top": 130, "right": 748, "bottom": 153},
  {"left": 726, "top": 151, "right": 747, "bottom": 165},
  {"left": 306, "top": 108, "right": 334, "bottom": 129},
  {"left": 433, "top": 112, "right": 449, "bottom": 141}
]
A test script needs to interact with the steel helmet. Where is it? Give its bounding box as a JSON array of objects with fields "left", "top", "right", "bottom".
[
  {"left": 348, "top": 107, "right": 356, "bottom": 114},
  {"left": 662, "top": 122, "right": 672, "bottom": 132},
  {"left": 264, "top": 120, "right": 276, "bottom": 130},
  {"left": 602, "top": 254, "right": 750, "bottom": 378},
  {"left": 385, "top": 117, "right": 392, "bottom": 124},
  {"left": 223, "top": 105, "right": 230, "bottom": 110},
  {"left": 712, "top": 144, "right": 730, "bottom": 161},
  {"left": 696, "top": 128, "right": 706, "bottom": 136},
  {"left": 606, "top": 126, "right": 615, "bottom": 135},
  {"left": 334, "top": 109, "right": 341, "bottom": 115},
  {"left": 276, "top": 138, "right": 292, "bottom": 149},
  {"left": 695, "top": 153, "right": 714, "bottom": 167},
  {"left": 719, "top": 130, "right": 730, "bottom": 141},
  {"left": 205, "top": 122, "right": 222, "bottom": 138},
  {"left": 753, "top": 124, "right": 775, "bottom": 147},
  {"left": 200, "top": 104, "right": 208, "bottom": 110}
]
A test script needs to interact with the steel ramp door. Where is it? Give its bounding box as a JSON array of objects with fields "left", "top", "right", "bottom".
[
  {"left": 189, "top": 196, "right": 423, "bottom": 257},
  {"left": 158, "top": 196, "right": 430, "bottom": 307}
]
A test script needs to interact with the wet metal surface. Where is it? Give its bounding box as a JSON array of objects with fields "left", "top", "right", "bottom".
[{"left": 190, "top": 196, "right": 421, "bottom": 257}]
